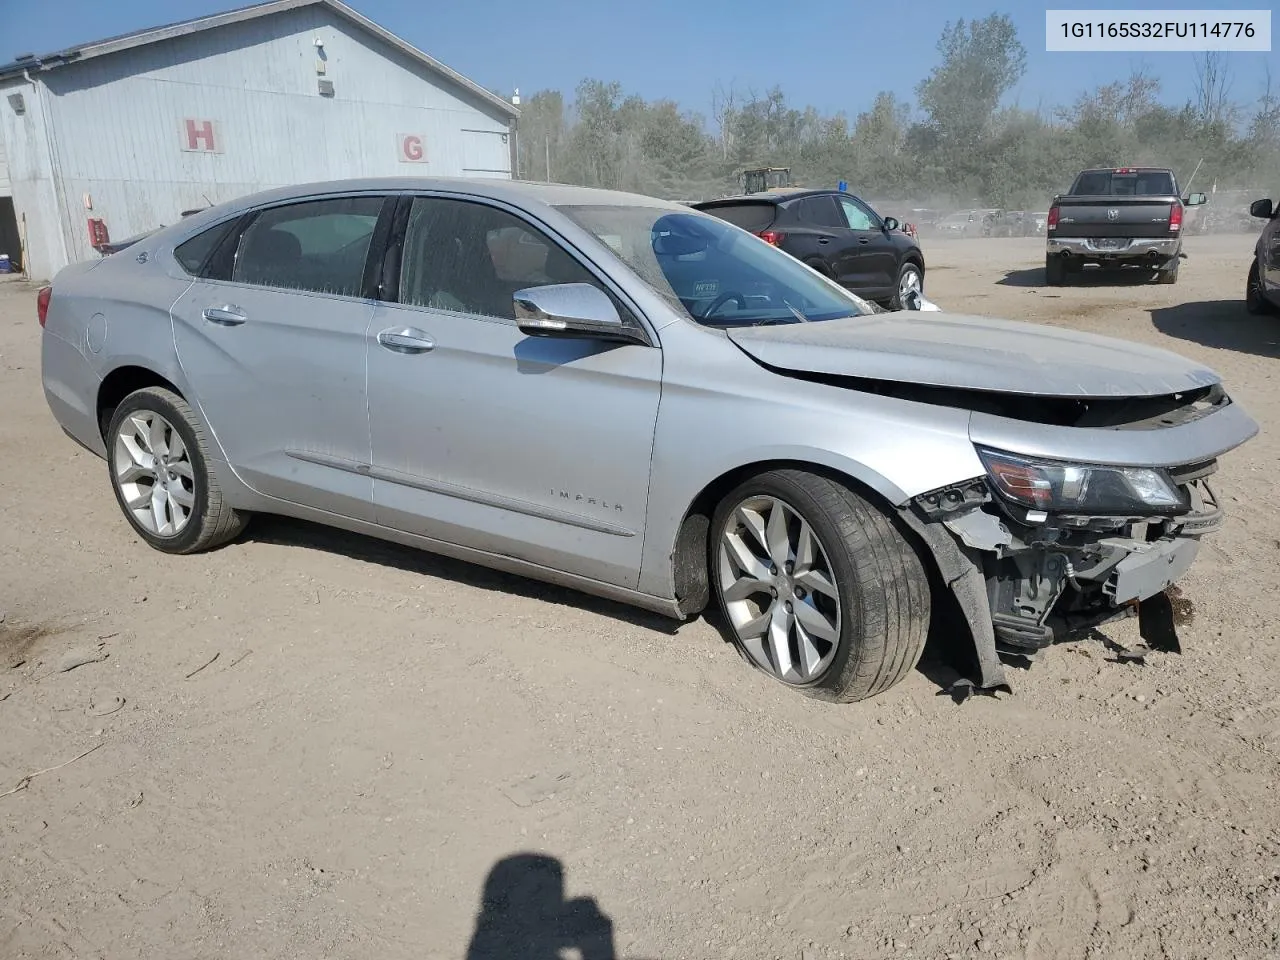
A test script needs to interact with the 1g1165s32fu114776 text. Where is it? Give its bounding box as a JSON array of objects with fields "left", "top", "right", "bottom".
[{"left": 1046, "top": 9, "right": 1271, "bottom": 51}]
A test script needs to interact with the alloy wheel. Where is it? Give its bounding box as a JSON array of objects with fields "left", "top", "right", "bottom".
[
  {"left": 717, "top": 495, "right": 842, "bottom": 684},
  {"left": 899, "top": 267, "right": 922, "bottom": 301},
  {"left": 113, "top": 410, "right": 196, "bottom": 537}
]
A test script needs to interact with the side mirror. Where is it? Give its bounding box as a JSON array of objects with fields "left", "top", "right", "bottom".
[
  {"left": 1249, "top": 198, "right": 1275, "bottom": 219},
  {"left": 882, "top": 216, "right": 900, "bottom": 232},
  {"left": 1184, "top": 192, "right": 1207, "bottom": 206},
  {"left": 513, "top": 283, "right": 642, "bottom": 343}
]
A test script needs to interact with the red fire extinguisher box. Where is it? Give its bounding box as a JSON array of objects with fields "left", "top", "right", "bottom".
[{"left": 87, "top": 218, "right": 110, "bottom": 250}]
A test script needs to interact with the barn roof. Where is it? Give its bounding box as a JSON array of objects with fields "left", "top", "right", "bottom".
[{"left": 0, "top": 0, "right": 518, "bottom": 118}]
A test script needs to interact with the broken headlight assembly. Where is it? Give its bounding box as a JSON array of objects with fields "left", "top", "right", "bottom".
[{"left": 976, "top": 447, "right": 1187, "bottom": 518}]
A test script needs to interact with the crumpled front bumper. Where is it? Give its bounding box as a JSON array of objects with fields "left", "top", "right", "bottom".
[{"left": 899, "top": 474, "right": 1225, "bottom": 694}]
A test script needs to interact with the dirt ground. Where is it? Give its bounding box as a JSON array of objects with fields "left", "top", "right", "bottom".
[{"left": 1, "top": 235, "right": 1277, "bottom": 960}]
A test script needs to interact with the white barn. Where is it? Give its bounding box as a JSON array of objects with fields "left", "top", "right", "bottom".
[{"left": 0, "top": 0, "right": 518, "bottom": 280}]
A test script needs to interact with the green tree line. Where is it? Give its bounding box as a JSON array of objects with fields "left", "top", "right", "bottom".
[{"left": 510, "top": 14, "right": 1280, "bottom": 209}]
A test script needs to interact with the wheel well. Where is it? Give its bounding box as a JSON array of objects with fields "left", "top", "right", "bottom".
[
  {"left": 673, "top": 459, "right": 983, "bottom": 678},
  {"left": 96, "top": 366, "right": 182, "bottom": 441},
  {"left": 671, "top": 459, "right": 906, "bottom": 617}
]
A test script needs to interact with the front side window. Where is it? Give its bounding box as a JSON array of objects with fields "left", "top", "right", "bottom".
[
  {"left": 398, "top": 197, "right": 605, "bottom": 319},
  {"left": 230, "top": 196, "right": 384, "bottom": 296},
  {"left": 556, "top": 203, "right": 877, "bottom": 328},
  {"left": 838, "top": 197, "right": 879, "bottom": 231}
]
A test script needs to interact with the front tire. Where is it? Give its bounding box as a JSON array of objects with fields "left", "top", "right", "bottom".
[
  {"left": 1246, "top": 259, "right": 1273, "bottom": 314},
  {"left": 890, "top": 261, "right": 924, "bottom": 310},
  {"left": 106, "top": 387, "right": 248, "bottom": 554},
  {"left": 710, "top": 470, "right": 930, "bottom": 703}
]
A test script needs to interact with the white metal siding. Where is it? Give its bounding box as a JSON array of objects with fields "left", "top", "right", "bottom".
[
  {"left": 0, "top": 136, "right": 10, "bottom": 195},
  {"left": 0, "top": 77, "right": 67, "bottom": 280},
  {"left": 25, "top": 5, "right": 511, "bottom": 273}
]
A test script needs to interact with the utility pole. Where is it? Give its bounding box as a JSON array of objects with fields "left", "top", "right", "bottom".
[
  {"left": 511, "top": 87, "right": 521, "bottom": 178},
  {"left": 546, "top": 135, "right": 551, "bottom": 183}
]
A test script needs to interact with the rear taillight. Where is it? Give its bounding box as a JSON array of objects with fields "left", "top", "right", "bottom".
[
  {"left": 37, "top": 285, "right": 51, "bottom": 327},
  {"left": 1046, "top": 206, "right": 1060, "bottom": 232},
  {"left": 757, "top": 230, "right": 784, "bottom": 246},
  {"left": 1169, "top": 202, "right": 1183, "bottom": 232}
]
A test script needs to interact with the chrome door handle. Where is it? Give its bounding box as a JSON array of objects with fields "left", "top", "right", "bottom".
[
  {"left": 377, "top": 327, "right": 435, "bottom": 354},
  {"left": 202, "top": 305, "right": 247, "bottom": 326}
]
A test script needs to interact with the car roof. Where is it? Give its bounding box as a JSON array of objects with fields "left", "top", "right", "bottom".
[
  {"left": 164, "top": 177, "right": 693, "bottom": 243},
  {"left": 696, "top": 189, "right": 854, "bottom": 207},
  {"left": 1076, "top": 166, "right": 1174, "bottom": 174},
  {"left": 153, "top": 177, "right": 706, "bottom": 256},
  {"left": 208, "top": 177, "right": 690, "bottom": 215}
]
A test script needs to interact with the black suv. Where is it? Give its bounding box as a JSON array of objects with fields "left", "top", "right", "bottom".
[{"left": 693, "top": 190, "right": 925, "bottom": 309}]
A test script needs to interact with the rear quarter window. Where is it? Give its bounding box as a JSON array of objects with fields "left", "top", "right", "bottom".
[
  {"left": 698, "top": 202, "right": 778, "bottom": 234},
  {"left": 173, "top": 219, "right": 238, "bottom": 276}
]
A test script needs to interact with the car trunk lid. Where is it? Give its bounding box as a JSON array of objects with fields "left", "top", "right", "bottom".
[{"left": 1052, "top": 197, "right": 1178, "bottom": 239}]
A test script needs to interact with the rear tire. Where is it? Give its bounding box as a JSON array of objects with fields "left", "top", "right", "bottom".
[
  {"left": 106, "top": 387, "right": 249, "bottom": 554},
  {"left": 1246, "top": 259, "right": 1273, "bottom": 314},
  {"left": 1156, "top": 261, "right": 1179, "bottom": 285},
  {"left": 710, "top": 470, "right": 930, "bottom": 703},
  {"left": 1045, "top": 255, "right": 1065, "bottom": 286}
]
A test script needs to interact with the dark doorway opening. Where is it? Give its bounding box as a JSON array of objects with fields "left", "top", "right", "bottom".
[{"left": 0, "top": 197, "right": 21, "bottom": 273}]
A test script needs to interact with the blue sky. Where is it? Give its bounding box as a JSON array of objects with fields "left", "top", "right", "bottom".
[{"left": 2, "top": 0, "right": 1276, "bottom": 123}]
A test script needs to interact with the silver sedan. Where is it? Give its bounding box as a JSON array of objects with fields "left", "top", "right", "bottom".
[{"left": 40, "top": 178, "right": 1257, "bottom": 702}]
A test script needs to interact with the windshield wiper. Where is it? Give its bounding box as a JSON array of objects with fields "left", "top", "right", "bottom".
[{"left": 781, "top": 299, "right": 811, "bottom": 323}]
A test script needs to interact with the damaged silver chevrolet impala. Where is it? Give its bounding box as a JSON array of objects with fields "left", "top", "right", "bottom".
[{"left": 39, "top": 179, "right": 1257, "bottom": 702}]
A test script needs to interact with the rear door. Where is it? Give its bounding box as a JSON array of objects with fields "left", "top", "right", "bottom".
[
  {"left": 790, "top": 195, "right": 855, "bottom": 283},
  {"left": 836, "top": 195, "right": 897, "bottom": 293},
  {"left": 170, "top": 193, "right": 391, "bottom": 520}
]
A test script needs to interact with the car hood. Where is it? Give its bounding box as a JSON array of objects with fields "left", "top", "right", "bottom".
[{"left": 726, "top": 312, "right": 1222, "bottom": 398}]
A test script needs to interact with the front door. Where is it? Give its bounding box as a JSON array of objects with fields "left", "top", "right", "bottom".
[
  {"left": 170, "top": 194, "right": 390, "bottom": 520},
  {"left": 366, "top": 195, "right": 662, "bottom": 588},
  {"left": 837, "top": 195, "right": 899, "bottom": 295}
]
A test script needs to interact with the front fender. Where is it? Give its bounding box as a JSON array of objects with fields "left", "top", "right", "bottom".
[{"left": 638, "top": 325, "right": 985, "bottom": 600}]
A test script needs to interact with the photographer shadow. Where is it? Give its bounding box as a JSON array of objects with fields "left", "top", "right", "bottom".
[{"left": 466, "top": 853, "right": 618, "bottom": 960}]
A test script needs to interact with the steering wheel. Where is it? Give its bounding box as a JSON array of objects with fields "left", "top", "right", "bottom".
[{"left": 699, "top": 291, "right": 748, "bottom": 320}]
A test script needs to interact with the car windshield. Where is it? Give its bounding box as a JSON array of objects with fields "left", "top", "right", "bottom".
[
  {"left": 555, "top": 204, "right": 877, "bottom": 327},
  {"left": 1071, "top": 170, "right": 1176, "bottom": 196}
]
